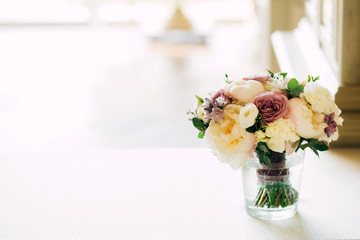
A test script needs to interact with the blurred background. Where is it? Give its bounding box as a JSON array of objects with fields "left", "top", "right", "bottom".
[
  {"left": 0, "top": 0, "right": 358, "bottom": 150},
  {"left": 0, "top": 0, "right": 268, "bottom": 150}
]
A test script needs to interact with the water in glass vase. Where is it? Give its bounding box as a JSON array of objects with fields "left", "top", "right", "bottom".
[{"left": 242, "top": 150, "right": 304, "bottom": 220}]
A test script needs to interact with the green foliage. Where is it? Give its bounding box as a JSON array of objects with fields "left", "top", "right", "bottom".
[
  {"left": 308, "top": 75, "right": 320, "bottom": 82},
  {"left": 192, "top": 118, "right": 208, "bottom": 131},
  {"left": 195, "top": 95, "right": 204, "bottom": 104},
  {"left": 224, "top": 73, "right": 230, "bottom": 84},
  {"left": 267, "top": 69, "right": 287, "bottom": 79},
  {"left": 246, "top": 115, "right": 264, "bottom": 133},
  {"left": 266, "top": 69, "right": 274, "bottom": 78},
  {"left": 192, "top": 117, "right": 209, "bottom": 139},
  {"left": 255, "top": 142, "right": 272, "bottom": 166},
  {"left": 280, "top": 72, "right": 288, "bottom": 78},
  {"left": 197, "top": 132, "right": 205, "bottom": 139},
  {"left": 281, "top": 78, "right": 304, "bottom": 98},
  {"left": 296, "top": 138, "right": 329, "bottom": 157}
]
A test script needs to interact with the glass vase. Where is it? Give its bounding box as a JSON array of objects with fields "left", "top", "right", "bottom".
[{"left": 242, "top": 150, "right": 305, "bottom": 220}]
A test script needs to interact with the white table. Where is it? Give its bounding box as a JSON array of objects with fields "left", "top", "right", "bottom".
[{"left": 0, "top": 148, "right": 359, "bottom": 239}]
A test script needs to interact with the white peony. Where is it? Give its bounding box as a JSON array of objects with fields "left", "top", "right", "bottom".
[
  {"left": 263, "top": 118, "right": 299, "bottom": 153},
  {"left": 303, "top": 82, "right": 336, "bottom": 114},
  {"left": 224, "top": 79, "right": 265, "bottom": 104},
  {"left": 204, "top": 104, "right": 256, "bottom": 169},
  {"left": 239, "top": 103, "right": 259, "bottom": 128},
  {"left": 284, "top": 98, "right": 327, "bottom": 138}
]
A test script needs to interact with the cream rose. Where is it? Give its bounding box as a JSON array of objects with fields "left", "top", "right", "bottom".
[
  {"left": 255, "top": 130, "right": 266, "bottom": 142},
  {"left": 263, "top": 118, "right": 299, "bottom": 153},
  {"left": 284, "top": 98, "right": 327, "bottom": 138},
  {"left": 239, "top": 103, "right": 259, "bottom": 128},
  {"left": 224, "top": 79, "right": 265, "bottom": 104},
  {"left": 303, "top": 82, "right": 336, "bottom": 114},
  {"left": 204, "top": 104, "right": 256, "bottom": 169}
]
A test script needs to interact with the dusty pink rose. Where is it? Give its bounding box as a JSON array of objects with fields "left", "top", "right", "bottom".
[
  {"left": 254, "top": 91, "right": 289, "bottom": 124},
  {"left": 243, "top": 73, "right": 270, "bottom": 83}
]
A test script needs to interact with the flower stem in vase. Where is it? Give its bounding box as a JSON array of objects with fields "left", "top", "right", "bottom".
[{"left": 254, "top": 152, "right": 298, "bottom": 208}]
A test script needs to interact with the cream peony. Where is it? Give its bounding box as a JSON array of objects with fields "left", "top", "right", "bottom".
[
  {"left": 284, "top": 98, "right": 327, "bottom": 138},
  {"left": 303, "top": 82, "right": 336, "bottom": 114},
  {"left": 204, "top": 104, "right": 256, "bottom": 169},
  {"left": 239, "top": 103, "right": 259, "bottom": 128},
  {"left": 224, "top": 79, "right": 265, "bottom": 104},
  {"left": 262, "top": 118, "right": 299, "bottom": 153}
]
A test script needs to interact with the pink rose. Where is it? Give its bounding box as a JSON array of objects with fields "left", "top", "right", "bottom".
[{"left": 254, "top": 91, "right": 289, "bottom": 124}]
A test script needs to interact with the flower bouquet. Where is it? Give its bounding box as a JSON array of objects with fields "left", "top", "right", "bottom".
[{"left": 188, "top": 70, "right": 343, "bottom": 220}]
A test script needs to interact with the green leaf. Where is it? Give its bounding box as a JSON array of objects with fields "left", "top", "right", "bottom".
[
  {"left": 310, "top": 147, "right": 319, "bottom": 157},
  {"left": 299, "top": 143, "right": 310, "bottom": 150},
  {"left": 198, "top": 131, "right": 205, "bottom": 139},
  {"left": 246, "top": 125, "right": 256, "bottom": 133},
  {"left": 287, "top": 78, "right": 299, "bottom": 89},
  {"left": 295, "top": 84, "right": 304, "bottom": 91},
  {"left": 281, "top": 89, "right": 302, "bottom": 98},
  {"left": 192, "top": 118, "right": 206, "bottom": 131},
  {"left": 308, "top": 75, "right": 320, "bottom": 82},
  {"left": 295, "top": 138, "right": 304, "bottom": 152},
  {"left": 280, "top": 72, "right": 288, "bottom": 78},
  {"left": 282, "top": 78, "right": 304, "bottom": 98},
  {"left": 256, "top": 142, "right": 273, "bottom": 166},
  {"left": 311, "top": 140, "right": 329, "bottom": 151},
  {"left": 262, "top": 156, "right": 271, "bottom": 166},
  {"left": 195, "top": 95, "right": 204, "bottom": 104},
  {"left": 224, "top": 73, "right": 230, "bottom": 84},
  {"left": 267, "top": 69, "right": 274, "bottom": 78},
  {"left": 245, "top": 115, "right": 264, "bottom": 133},
  {"left": 296, "top": 137, "right": 329, "bottom": 156},
  {"left": 280, "top": 89, "right": 290, "bottom": 95},
  {"left": 259, "top": 144, "right": 269, "bottom": 153}
]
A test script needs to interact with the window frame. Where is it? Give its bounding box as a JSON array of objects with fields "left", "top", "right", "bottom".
[{"left": 305, "top": 0, "right": 340, "bottom": 77}]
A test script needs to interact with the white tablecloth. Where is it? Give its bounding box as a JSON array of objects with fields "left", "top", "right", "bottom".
[{"left": 0, "top": 148, "right": 359, "bottom": 239}]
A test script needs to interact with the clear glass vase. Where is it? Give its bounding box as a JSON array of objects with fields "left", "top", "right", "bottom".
[{"left": 242, "top": 150, "right": 305, "bottom": 220}]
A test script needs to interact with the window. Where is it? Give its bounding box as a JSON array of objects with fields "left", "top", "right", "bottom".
[{"left": 305, "top": 0, "right": 339, "bottom": 73}]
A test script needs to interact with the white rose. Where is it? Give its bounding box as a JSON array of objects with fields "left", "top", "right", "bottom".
[
  {"left": 204, "top": 104, "right": 255, "bottom": 169},
  {"left": 239, "top": 103, "right": 259, "bottom": 128},
  {"left": 303, "top": 82, "right": 336, "bottom": 114},
  {"left": 284, "top": 98, "right": 327, "bottom": 138},
  {"left": 224, "top": 80, "right": 265, "bottom": 104}
]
